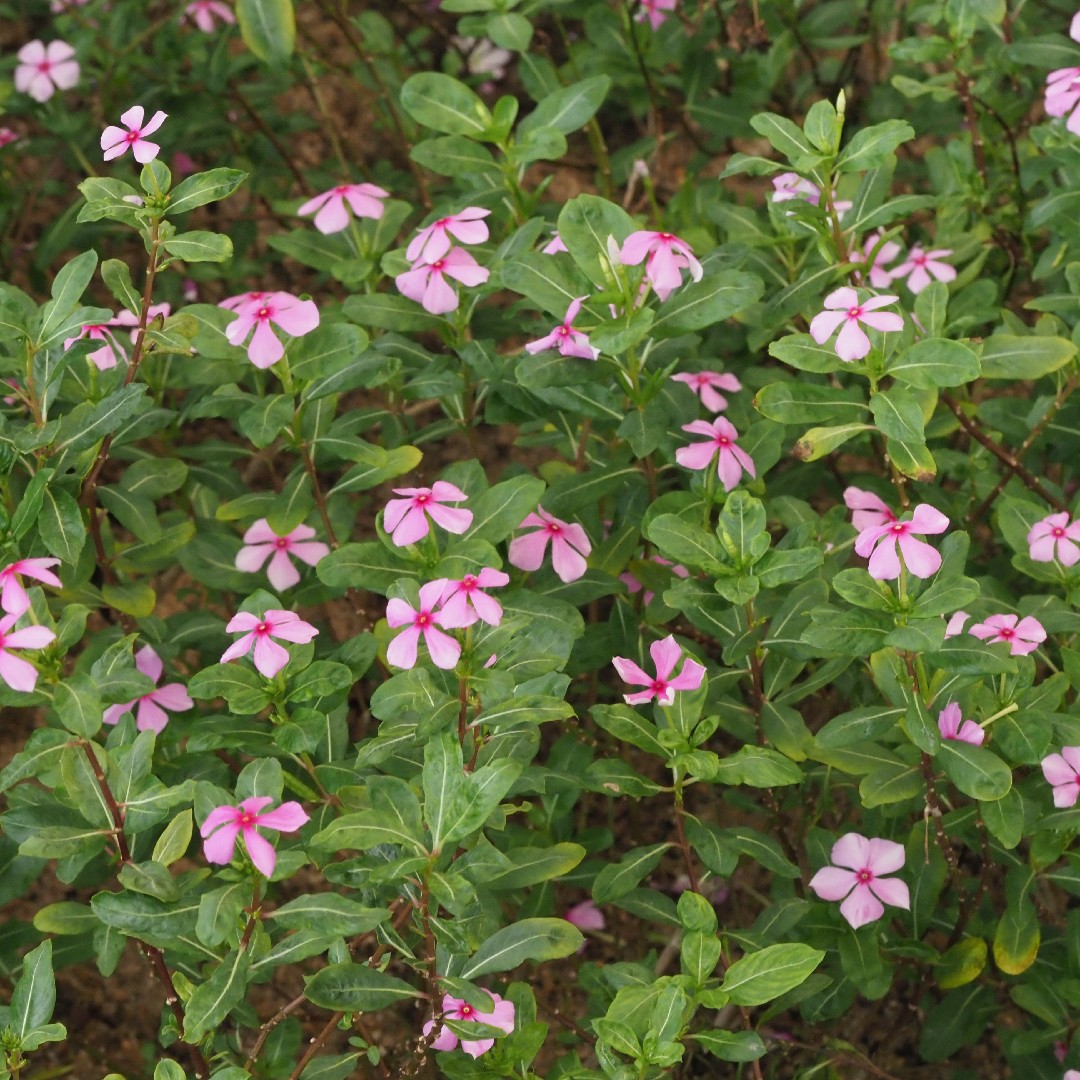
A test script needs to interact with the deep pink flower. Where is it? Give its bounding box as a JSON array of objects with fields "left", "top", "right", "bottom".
[
  {"left": 201, "top": 796, "right": 309, "bottom": 877},
  {"left": 386, "top": 580, "right": 469, "bottom": 670},
  {"left": 635, "top": 0, "right": 677, "bottom": 29},
  {"left": 184, "top": 0, "right": 235, "bottom": 32},
  {"left": 853, "top": 503, "right": 949, "bottom": 580},
  {"left": 100, "top": 106, "right": 168, "bottom": 164},
  {"left": 542, "top": 231, "right": 567, "bottom": 255},
  {"left": 1046, "top": 67, "right": 1080, "bottom": 135},
  {"left": 423, "top": 993, "right": 515, "bottom": 1058},
  {"left": 508, "top": 507, "right": 591, "bottom": 583},
  {"left": 937, "top": 702, "right": 984, "bottom": 746},
  {"left": 891, "top": 246, "right": 955, "bottom": 294},
  {"left": 671, "top": 370, "right": 742, "bottom": 412},
  {"left": 612, "top": 635, "right": 706, "bottom": 707},
  {"left": 944, "top": 610, "right": 970, "bottom": 638},
  {"left": 383, "top": 482, "right": 472, "bottom": 547},
  {"left": 103, "top": 645, "right": 193, "bottom": 733},
  {"left": 525, "top": 297, "right": 599, "bottom": 360},
  {"left": 620, "top": 230, "right": 702, "bottom": 301},
  {"left": 439, "top": 569, "right": 510, "bottom": 627},
  {"left": 1042, "top": 747, "right": 1080, "bottom": 808},
  {"left": 64, "top": 320, "right": 124, "bottom": 371},
  {"left": 221, "top": 609, "right": 319, "bottom": 678},
  {"left": 565, "top": 899, "right": 606, "bottom": 932},
  {"left": 675, "top": 417, "right": 756, "bottom": 492},
  {"left": 809, "top": 287, "right": 904, "bottom": 362},
  {"left": 843, "top": 486, "right": 896, "bottom": 532},
  {"left": 1028, "top": 512, "right": 1080, "bottom": 566},
  {"left": 298, "top": 182, "right": 389, "bottom": 235},
  {"left": 395, "top": 248, "right": 489, "bottom": 315},
  {"left": 235, "top": 520, "right": 330, "bottom": 591},
  {"left": 15, "top": 41, "right": 79, "bottom": 103},
  {"left": 809, "top": 833, "right": 909, "bottom": 929},
  {"left": 224, "top": 291, "right": 320, "bottom": 368},
  {"left": 0, "top": 128, "right": 19, "bottom": 149},
  {"left": 0, "top": 614, "right": 54, "bottom": 692},
  {"left": 407, "top": 207, "right": 491, "bottom": 265},
  {"left": 620, "top": 556, "right": 689, "bottom": 607},
  {"left": 968, "top": 614, "right": 1046, "bottom": 656},
  {"left": 0, "top": 557, "right": 61, "bottom": 616},
  {"left": 852, "top": 233, "right": 901, "bottom": 289}
]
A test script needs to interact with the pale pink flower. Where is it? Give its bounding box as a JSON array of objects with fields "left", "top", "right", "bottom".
[
  {"left": 852, "top": 233, "right": 901, "bottom": 288},
  {"left": 386, "top": 580, "right": 469, "bottom": 670},
  {"left": 771, "top": 172, "right": 821, "bottom": 206},
  {"left": 890, "top": 246, "right": 956, "bottom": 294},
  {"left": 14, "top": 41, "right": 79, "bottom": 103},
  {"left": 635, "top": 0, "right": 677, "bottom": 29},
  {"left": 620, "top": 556, "right": 689, "bottom": 607},
  {"left": 113, "top": 303, "right": 171, "bottom": 343},
  {"left": 1045, "top": 67, "right": 1080, "bottom": 135},
  {"left": 235, "top": 520, "right": 330, "bottom": 591},
  {"left": 0, "top": 557, "right": 61, "bottom": 616},
  {"left": 184, "top": 0, "right": 236, "bottom": 32},
  {"left": 937, "top": 702, "right": 984, "bottom": 746},
  {"left": 224, "top": 291, "right": 320, "bottom": 368},
  {"left": 100, "top": 106, "right": 168, "bottom": 164},
  {"left": 383, "top": 482, "right": 472, "bottom": 547},
  {"left": 297, "top": 182, "right": 389, "bottom": 235},
  {"left": 809, "top": 832, "right": 909, "bottom": 930},
  {"left": 1042, "top": 747, "right": 1080, "bottom": 808},
  {"left": 843, "top": 487, "right": 896, "bottom": 532},
  {"left": 853, "top": 503, "right": 949, "bottom": 580},
  {"left": 1073, "top": 12, "right": 1080, "bottom": 42},
  {"left": 395, "top": 248, "right": 489, "bottom": 315},
  {"left": 525, "top": 297, "right": 599, "bottom": 360},
  {"left": 944, "top": 611, "right": 971, "bottom": 638},
  {"left": 542, "top": 231, "right": 567, "bottom": 255},
  {"left": 809, "top": 287, "right": 904, "bottom": 362},
  {"left": 508, "top": 507, "right": 591, "bottom": 583},
  {"left": 1028, "top": 512, "right": 1080, "bottom": 566},
  {"left": 453, "top": 36, "right": 513, "bottom": 80},
  {"left": 612, "top": 635, "right": 706, "bottom": 707},
  {"left": 0, "top": 128, "right": 19, "bottom": 149},
  {"left": 182, "top": 279, "right": 199, "bottom": 303},
  {"left": 1066, "top": 1070, "right": 1080, "bottom": 1080},
  {"left": 439, "top": 569, "right": 510, "bottom": 627},
  {"left": 64, "top": 320, "right": 124, "bottom": 371},
  {"left": 201, "top": 797, "right": 309, "bottom": 877},
  {"left": 620, "top": 230, "right": 703, "bottom": 301},
  {"left": 219, "top": 290, "right": 272, "bottom": 312},
  {"left": 565, "top": 899, "right": 606, "bottom": 932},
  {"left": 675, "top": 417, "right": 756, "bottom": 492},
  {"left": 103, "top": 645, "right": 194, "bottom": 733},
  {"left": 968, "top": 613, "right": 1046, "bottom": 656},
  {"left": 0, "top": 613, "right": 54, "bottom": 692},
  {"left": 671, "top": 370, "right": 742, "bottom": 412},
  {"left": 423, "top": 993, "right": 515, "bottom": 1058},
  {"left": 406, "top": 207, "right": 491, "bottom": 265},
  {"left": 221, "top": 609, "right": 319, "bottom": 678}
]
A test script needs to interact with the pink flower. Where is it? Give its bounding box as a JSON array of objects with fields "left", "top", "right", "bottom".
[
  {"left": 809, "top": 287, "right": 904, "bottom": 362},
  {"left": 620, "top": 556, "right": 689, "bottom": 607},
  {"left": 525, "top": 297, "right": 599, "bottom": 360},
  {"left": 14, "top": 41, "right": 79, "bottom": 103},
  {"left": 439, "top": 569, "right": 510, "bottom": 627},
  {"left": 635, "top": 0, "right": 677, "bottom": 29},
  {"left": 224, "top": 291, "right": 320, "bottom": 368},
  {"left": 201, "top": 797, "right": 309, "bottom": 877},
  {"left": 64, "top": 320, "right": 124, "bottom": 371},
  {"left": 235, "top": 520, "right": 330, "bottom": 591},
  {"left": 508, "top": 507, "right": 591, "bottom": 583},
  {"left": 1042, "top": 747, "right": 1080, "bottom": 807},
  {"left": 219, "top": 290, "right": 272, "bottom": 312},
  {"left": 853, "top": 503, "right": 949, "bottom": 580},
  {"left": 890, "top": 246, "right": 955, "bottom": 294},
  {"left": 944, "top": 610, "right": 971, "bottom": 638},
  {"left": 612, "top": 635, "right": 706, "bottom": 706},
  {"left": 1045, "top": 67, "right": 1080, "bottom": 135},
  {"left": 843, "top": 487, "right": 896, "bottom": 532},
  {"left": 406, "top": 207, "right": 491, "bottom": 264},
  {"left": 103, "top": 645, "right": 194, "bottom": 733},
  {"left": 423, "top": 993, "right": 515, "bottom": 1058},
  {"left": 771, "top": 172, "right": 822, "bottom": 206},
  {"left": 671, "top": 370, "right": 742, "bottom": 412},
  {"left": 852, "top": 233, "right": 901, "bottom": 288},
  {"left": 386, "top": 580, "right": 469, "bottom": 670},
  {"left": 395, "top": 248, "right": 489, "bottom": 315},
  {"left": 383, "top": 482, "right": 472, "bottom": 547},
  {"left": 173, "top": 153, "right": 198, "bottom": 178},
  {"left": 297, "top": 182, "right": 390, "bottom": 235},
  {"left": 675, "top": 417, "right": 756, "bottom": 492},
  {"left": 100, "top": 106, "right": 168, "bottom": 164},
  {"left": 937, "top": 702, "right": 984, "bottom": 746},
  {"left": 221, "top": 609, "right": 319, "bottom": 678},
  {"left": 0, "top": 128, "right": 19, "bottom": 149},
  {"left": 113, "top": 303, "right": 171, "bottom": 343},
  {"left": 0, "top": 557, "right": 61, "bottom": 616},
  {"left": 1073, "top": 11, "right": 1080, "bottom": 42},
  {"left": 1028, "top": 512, "right": 1080, "bottom": 566},
  {"left": 184, "top": 0, "right": 236, "bottom": 32},
  {"left": 968, "top": 614, "right": 1046, "bottom": 657},
  {"left": 808, "top": 833, "right": 909, "bottom": 930},
  {"left": 0, "top": 613, "right": 54, "bottom": 692},
  {"left": 620, "top": 231, "right": 703, "bottom": 301},
  {"left": 565, "top": 899, "right": 605, "bottom": 932},
  {"left": 542, "top": 231, "right": 567, "bottom": 255}
]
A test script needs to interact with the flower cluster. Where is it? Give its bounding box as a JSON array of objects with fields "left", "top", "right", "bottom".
[
  {"left": 396, "top": 208, "right": 491, "bottom": 314},
  {"left": 0, "top": 559, "right": 60, "bottom": 693}
]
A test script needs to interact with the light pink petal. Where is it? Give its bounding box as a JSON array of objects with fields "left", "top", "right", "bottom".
[
  {"left": 247, "top": 320, "right": 284, "bottom": 368},
  {"left": 102, "top": 703, "right": 132, "bottom": 726},
  {"left": 612, "top": 656, "right": 651, "bottom": 687},
  {"left": 808, "top": 309, "right": 848, "bottom": 344},
  {"left": 297, "top": 191, "right": 333, "bottom": 217},
  {"left": 0, "top": 579, "right": 30, "bottom": 616},
  {"left": 469, "top": 590, "right": 503, "bottom": 626},
  {"left": 202, "top": 821, "right": 241, "bottom": 864},
  {"left": 17, "top": 42, "right": 46, "bottom": 64},
  {"left": 620, "top": 232, "right": 656, "bottom": 266},
  {"left": 623, "top": 688, "right": 659, "bottom": 705},
  {"left": 866, "top": 537, "right": 902, "bottom": 580},
  {"left": 716, "top": 448, "right": 744, "bottom": 491},
  {"left": 423, "top": 627, "right": 461, "bottom": 669},
  {"left": 897, "top": 534, "right": 942, "bottom": 578},
  {"left": 132, "top": 139, "right": 160, "bottom": 165},
  {"left": 313, "top": 197, "right": 350, "bottom": 235},
  {"left": 459, "top": 1038, "right": 495, "bottom": 1059},
  {"left": 252, "top": 635, "right": 290, "bottom": 678},
  {"left": 289, "top": 540, "right": 330, "bottom": 567},
  {"left": 242, "top": 828, "right": 277, "bottom": 877},
  {"left": 224, "top": 312, "right": 255, "bottom": 345},
  {"left": 809, "top": 866, "right": 857, "bottom": 901},
  {"left": 387, "top": 626, "right": 420, "bottom": 669},
  {"left": 221, "top": 633, "right": 255, "bottom": 663},
  {"left": 418, "top": 580, "right": 449, "bottom": 611},
  {"left": 858, "top": 311, "right": 905, "bottom": 333},
  {"left": 550, "top": 537, "right": 587, "bottom": 582},
  {"left": 1053, "top": 783, "right": 1080, "bottom": 807},
  {"left": 0, "top": 650, "right": 39, "bottom": 692},
  {"left": 150, "top": 682, "right": 193, "bottom": 712},
  {"left": 134, "top": 698, "right": 170, "bottom": 733},
  {"left": 675, "top": 442, "right": 718, "bottom": 471},
  {"left": 865, "top": 838, "right": 905, "bottom": 875},
  {"left": 134, "top": 644, "right": 164, "bottom": 683},
  {"left": 255, "top": 801, "right": 310, "bottom": 832},
  {"left": 3, "top": 625, "right": 55, "bottom": 649},
  {"left": 910, "top": 504, "right": 949, "bottom": 535},
  {"left": 268, "top": 617, "right": 318, "bottom": 644},
  {"left": 525, "top": 330, "right": 560, "bottom": 354},
  {"left": 834, "top": 318, "right": 871, "bottom": 361},
  {"left": 100, "top": 126, "right": 128, "bottom": 156},
  {"left": 391, "top": 507, "right": 431, "bottom": 547},
  {"left": 430, "top": 481, "right": 468, "bottom": 502},
  {"left": 342, "top": 189, "right": 387, "bottom": 219},
  {"left": 235, "top": 543, "right": 274, "bottom": 573},
  {"left": 446, "top": 216, "right": 490, "bottom": 246},
  {"left": 831, "top": 832, "right": 871, "bottom": 871},
  {"left": 438, "top": 592, "right": 473, "bottom": 628},
  {"left": 271, "top": 297, "right": 320, "bottom": 337},
  {"left": 385, "top": 598, "right": 417, "bottom": 629},
  {"left": 226, "top": 611, "right": 260, "bottom": 632},
  {"left": 566, "top": 901, "right": 606, "bottom": 932},
  {"left": 839, "top": 886, "right": 885, "bottom": 929},
  {"left": 267, "top": 549, "right": 301, "bottom": 591},
  {"left": 426, "top": 503, "right": 473, "bottom": 534},
  {"left": 508, "top": 531, "right": 549, "bottom": 572},
  {"left": 1015, "top": 616, "right": 1047, "bottom": 645},
  {"left": 869, "top": 875, "right": 909, "bottom": 910},
  {"left": 382, "top": 496, "right": 415, "bottom": 535},
  {"left": 956, "top": 720, "right": 985, "bottom": 745},
  {"left": 669, "top": 657, "right": 706, "bottom": 693},
  {"left": 1041, "top": 753, "right": 1075, "bottom": 788},
  {"left": 422, "top": 273, "right": 460, "bottom": 316},
  {"left": 424, "top": 1020, "right": 458, "bottom": 1052}
]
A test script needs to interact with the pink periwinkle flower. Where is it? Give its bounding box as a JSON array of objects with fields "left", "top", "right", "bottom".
[
  {"left": 968, "top": 614, "right": 1046, "bottom": 657},
  {"left": 0, "top": 613, "right": 55, "bottom": 692},
  {"left": 937, "top": 702, "right": 984, "bottom": 746},
  {"left": 890, "top": 246, "right": 956, "bottom": 294},
  {"left": 852, "top": 233, "right": 901, "bottom": 289},
  {"left": 219, "top": 290, "right": 272, "bottom": 312},
  {"left": 612, "top": 635, "right": 706, "bottom": 707},
  {"left": 439, "top": 569, "right": 510, "bottom": 628},
  {"left": 406, "top": 207, "right": 491, "bottom": 265},
  {"left": 525, "top": 297, "right": 599, "bottom": 360},
  {"left": 184, "top": 0, "right": 236, "bottom": 32},
  {"left": 100, "top": 106, "right": 168, "bottom": 164},
  {"left": 424, "top": 993, "right": 515, "bottom": 1058},
  {"left": 298, "top": 182, "right": 390, "bottom": 235},
  {"left": 944, "top": 610, "right": 970, "bottom": 638},
  {"left": 0, "top": 128, "right": 19, "bottom": 150},
  {"left": 64, "top": 320, "right": 124, "bottom": 371},
  {"left": 565, "top": 899, "right": 606, "bottom": 932},
  {"left": 843, "top": 486, "right": 897, "bottom": 532},
  {"left": 113, "top": 303, "right": 172, "bottom": 343},
  {"left": 395, "top": 248, "right": 489, "bottom": 316},
  {"left": 508, "top": 507, "right": 592, "bottom": 583},
  {"left": 771, "top": 172, "right": 822, "bottom": 206},
  {"left": 181, "top": 278, "right": 199, "bottom": 303},
  {"left": 201, "top": 796, "right": 309, "bottom": 878},
  {"left": 221, "top": 610, "right": 319, "bottom": 678},
  {"left": 620, "top": 230, "right": 703, "bottom": 301},
  {"left": 14, "top": 41, "right": 79, "bottom": 103},
  {"left": 808, "top": 833, "right": 909, "bottom": 930},
  {"left": 1042, "top": 747, "right": 1080, "bottom": 807},
  {"left": 1066, "top": 1070, "right": 1080, "bottom": 1080},
  {"left": 1045, "top": 67, "right": 1080, "bottom": 135},
  {"left": 671, "top": 370, "right": 742, "bottom": 412},
  {"left": 1028, "top": 512, "right": 1080, "bottom": 566},
  {"left": 542, "top": 231, "right": 567, "bottom": 255},
  {"left": 235, "top": 520, "right": 330, "bottom": 591},
  {"left": 675, "top": 417, "right": 756, "bottom": 492},
  {"left": 620, "top": 556, "right": 689, "bottom": 607},
  {"left": 635, "top": 0, "right": 677, "bottom": 30},
  {"left": 383, "top": 482, "right": 472, "bottom": 547},
  {"left": 0, "top": 557, "right": 61, "bottom": 616},
  {"left": 853, "top": 503, "right": 949, "bottom": 580},
  {"left": 224, "top": 291, "right": 320, "bottom": 368},
  {"left": 103, "top": 645, "right": 193, "bottom": 733},
  {"left": 386, "top": 579, "right": 470, "bottom": 670},
  {"left": 809, "top": 287, "right": 904, "bottom": 362}
]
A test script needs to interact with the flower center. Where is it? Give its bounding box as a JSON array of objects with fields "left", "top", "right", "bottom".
[
  {"left": 238, "top": 812, "right": 255, "bottom": 827},
  {"left": 431, "top": 260, "right": 445, "bottom": 273},
  {"left": 37, "top": 61, "right": 52, "bottom": 73},
  {"left": 847, "top": 306, "right": 864, "bottom": 319},
  {"left": 416, "top": 612, "right": 431, "bottom": 628},
  {"left": 459, "top": 1005, "right": 474, "bottom": 1018},
  {"left": 856, "top": 868, "right": 873, "bottom": 884},
  {"left": 998, "top": 628, "right": 1014, "bottom": 639},
  {"left": 461, "top": 576, "right": 477, "bottom": 591},
  {"left": 435, "top": 217, "right": 451, "bottom": 229},
  {"left": 891, "top": 522, "right": 905, "bottom": 534},
  {"left": 913, "top": 253, "right": 927, "bottom": 266},
  {"left": 333, "top": 185, "right": 350, "bottom": 195},
  {"left": 255, "top": 622, "right": 269, "bottom": 635},
  {"left": 650, "top": 678, "right": 668, "bottom": 694},
  {"left": 275, "top": 537, "right": 289, "bottom": 549},
  {"left": 546, "top": 523, "right": 562, "bottom": 536},
  {"left": 658, "top": 232, "right": 674, "bottom": 242},
  {"left": 256, "top": 306, "right": 271, "bottom": 320},
  {"left": 557, "top": 325, "right": 570, "bottom": 336},
  {"left": 126, "top": 130, "right": 140, "bottom": 143},
  {"left": 1053, "top": 527, "right": 1065, "bottom": 538},
  {"left": 414, "top": 494, "right": 430, "bottom": 506},
  {"left": 715, "top": 436, "right": 730, "bottom": 447}
]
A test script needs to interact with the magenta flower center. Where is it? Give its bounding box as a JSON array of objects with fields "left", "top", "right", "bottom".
[
  {"left": 557, "top": 325, "right": 570, "bottom": 337},
  {"left": 238, "top": 812, "right": 255, "bottom": 827},
  {"left": 998, "top": 627, "right": 1014, "bottom": 640},
  {"left": 275, "top": 537, "right": 289, "bottom": 549},
  {"left": 333, "top": 185, "right": 350, "bottom": 195},
  {"left": 435, "top": 217, "right": 451, "bottom": 229},
  {"left": 545, "top": 523, "right": 562, "bottom": 536},
  {"left": 856, "top": 868, "right": 873, "bottom": 884},
  {"left": 891, "top": 522, "right": 906, "bottom": 534},
  {"left": 431, "top": 260, "right": 445, "bottom": 273},
  {"left": 714, "top": 435, "right": 730, "bottom": 447},
  {"left": 37, "top": 60, "right": 53, "bottom": 73},
  {"left": 414, "top": 494, "right": 430, "bottom": 507},
  {"left": 415, "top": 612, "right": 432, "bottom": 629},
  {"left": 126, "top": 129, "right": 140, "bottom": 143},
  {"left": 256, "top": 306, "right": 272, "bottom": 321},
  {"left": 912, "top": 253, "right": 927, "bottom": 267},
  {"left": 847, "top": 305, "right": 864, "bottom": 319},
  {"left": 650, "top": 678, "right": 669, "bottom": 695},
  {"left": 658, "top": 232, "right": 674, "bottom": 242},
  {"left": 255, "top": 621, "right": 270, "bottom": 635},
  {"left": 458, "top": 1004, "right": 474, "bottom": 1018},
  {"left": 1053, "top": 527, "right": 1065, "bottom": 538},
  {"left": 461, "top": 576, "right": 478, "bottom": 591}
]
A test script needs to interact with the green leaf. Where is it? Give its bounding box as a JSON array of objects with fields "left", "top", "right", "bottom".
[
  {"left": 187, "top": 665, "right": 272, "bottom": 715},
  {"left": 11, "top": 940, "right": 57, "bottom": 1040},
  {"left": 749, "top": 113, "right": 816, "bottom": 163},
  {"left": 163, "top": 231, "right": 233, "bottom": 263},
  {"left": 52, "top": 385, "right": 146, "bottom": 457},
  {"left": 770, "top": 333, "right": 855, "bottom": 374},
  {"left": 101, "top": 259, "right": 142, "bottom": 313},
  {"left": 836, "top": 119, "right": 915, "bottom": 172},
  {"left": 310, "top": 810, "right": 427, "bottom": 855},
  {"left": 691, "top": 1030, "right": 767, "bottom": 1062},
  {"left": 152, "top": 811, "right": 193, "bottom": 868},
  {"left": 651, "top": 270, "right": 764, "bottom": 335},
  {"left": 885, "top": 338, "right": 980, "bottom": 388},
  {"left": 520, "top": 75, "right": 611, "bottom": 136},
  {"left": 590, "top": 704, "right": 666, "bottom": 757},
  {"left": 38, "top": 487, "right": 87, "bottom": 565},
  {"left": 460, "top": 918, "right": 584, "bottom": 979},
  {"left": 238, "top": 394, "right": 293, "bottom": 448},
  {"left": 993, "top": 899, "right": 1039, "bottom": 975},
  {"left": 400, "top": 72, "right": 492, "bottom": 136},
  {"left": 483, "top": 843, "right": 586, "bottom": 890},
  {"left": 341, "top": 293, "right": 442, "bottom": 332},
  {"left": 423, "top": 733, "right": 466, "bottom": 853},
  {"left": 870, "top": 387, "right": 925, "bottom": 443},
  {"left": 52, "top": 673, "right": 103, "bottom": 738},
  {"left": 719, "top": 943, "right": 825, "bottom": 1006},
  {"left": 979, "top": 334, "right": 1077, "bottom": 380},
  {"left": 237, "top": 0, "right": 295, "bottom": 64},
  {"left": 183, "top": 947, "right": 251, "bottom": 1042},
  {"left": 117, "top": 860, "right": 179, "bottom": 902},
  {"left": 466, "top": 474, "right": 545, "bottom": 544},
  {"left": 304, "top": 963, "right": 420, "bottom": 1011},
  {"left": 792, "top": 423, "right": 873, "bottom": 461},
  {"left": 99, "top": 486, "right": 161, "bottom": 543},
  {"left": 557, "top": 194, "right": 636, "bottom": 288},
  {"left": 36, "top": 251, "right": 97, "bottom": 348},
  {"left": 938, "top": 740, "right": 1012, "bottom": 801},
  {"left": 593, "top": 843, "right": 672, "bottom": 903},
  {"left": 410, "top": 136, "right": 497, "bottom": 177},
  {"left": 753, "top": 381, "right": 868, "bottom": 425},
  {"left": 167, "top": 168, "right": 247, "bottom": 214},
  {"left": 937, "top": 937, "right": 988, "bottom": 989},
  {"left": 269, "top": 896, "right": 389, "bottom": 936}
]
